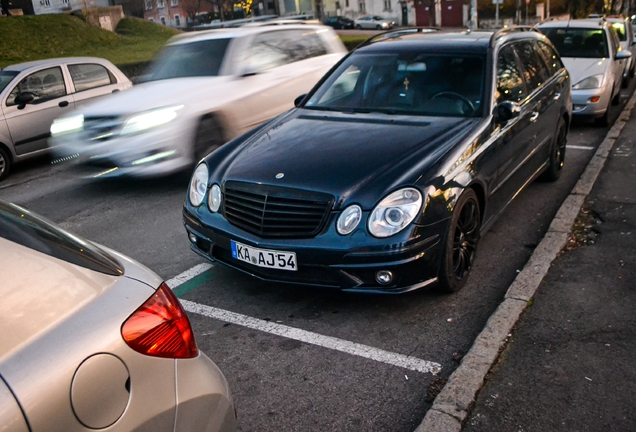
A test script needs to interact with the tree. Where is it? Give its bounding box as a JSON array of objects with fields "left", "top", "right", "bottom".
[{"left": 181, "top": 0, "right": 203, "bottom": 23}]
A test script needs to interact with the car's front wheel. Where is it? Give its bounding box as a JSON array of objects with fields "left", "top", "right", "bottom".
[
  {"left": 438, "top": 189, "right": 481, "bottom": 293},
  {"left": 194, "top": 116, "right": 224, "bottom": 161},
  {"left": 356, "top": 24, "right": 362, "bottom": 29},
  {"left": 540, "top": 117, "right": 567, "bottom": 182},
  {"left": 0, "top": 146, "right": 10, "bottom": 182}
]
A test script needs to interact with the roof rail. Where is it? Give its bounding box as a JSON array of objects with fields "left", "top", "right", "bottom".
[
  {"left": 355, "top": 27, "right": 441, "bottom": 50},
  {"left": 489, "top": 26, "right": 541, "bottom": 46}
]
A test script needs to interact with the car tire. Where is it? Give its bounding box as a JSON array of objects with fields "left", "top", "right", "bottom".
[
  {"left": 356, "top": 24, "right": 361, "bottom": 29},
  {"left": 437, "top": 189, "right": 481, "bottom": 293},
  {"left": 630, "top": 63, "right": 635, "bottom": 78},
  {"left": 622, "top": 74, "right": 630, "bottom": 88},
  {"left": 194, "top": 116, "right": 224, "bottom": 161},
  {"left": 539, "top": 117, "right": 567, "bottom": 182},
  {"left": 0, "top": 146, "right": 10, "bottom": 182},
  {"left": 376, "top": 24, "right": 382, "bottom": 29},
  {"left": 612, "top": 84, "right": 621, "bottom": 105}
]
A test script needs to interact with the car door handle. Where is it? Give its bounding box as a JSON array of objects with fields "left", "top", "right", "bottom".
[
  {"left": 530, "top": 111, "right": 539, "bottom": 123},
  {"left": 59, "top": 101, "right": 69, "bottom": 108},
  {"left": 553, "top": 92, "right": 561, "bottom": 101}
]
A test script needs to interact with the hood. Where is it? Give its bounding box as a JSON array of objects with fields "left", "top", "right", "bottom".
[
  {"left": 219, "top": 110, "right": 478, "bottom": 208},
  {"left": 562, "top": 57, "right": 610, "bottom": 87},
  {"left": 75, "top": 76, "right": 232, "bottom": 117}
]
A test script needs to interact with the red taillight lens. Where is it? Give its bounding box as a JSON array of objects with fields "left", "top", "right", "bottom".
[{"left": 121, "top": 282, "right": 198, "bottom": 359}]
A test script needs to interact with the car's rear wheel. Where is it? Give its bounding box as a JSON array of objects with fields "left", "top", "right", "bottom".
[
  {"left": 438, "top": 189, "right": 481, "bottom": 293},
  {"left": 0, "top": 146, "right": 10, "bottom": 182},
  {"left": 356, "top": 24, "right": 361, "bottom": 29},
  {"left": 194, "top": 116, "right": 224, "bottom": 161},
  {"left": 540, "top": 117, "right": 567, "bottom": 182}
]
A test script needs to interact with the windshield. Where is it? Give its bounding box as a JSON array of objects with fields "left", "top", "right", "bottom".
[
  {"left": 541, "top": 28, "right": 609, "bottom": 58},
  {"left": 305, "top": 52, "right": 485, "bottom": 117},
  {"left": 611, "top": 21, "right": 627, "bottom": 41},
  {"left": 144, "top": 38, "right": 231, "bottom": 81},
  {"left": 0, "top": 71, "right": 19, "bottom": 93}
]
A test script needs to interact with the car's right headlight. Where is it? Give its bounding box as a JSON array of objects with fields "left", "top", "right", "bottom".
[
  {"left": 50, "top": 114, "right": 84, "bottom": 137},
  {"left": 188, "top": 163, "right": 208, "bottom": 207},
  {"left": 121, "top": 105, "right": 183, "bottom": 135},
  {"left": 572, "top": 74, "right": 604, "bottom": 90},
  {"left": 368, "top": 188, "right": 422, "bottom": 238}
]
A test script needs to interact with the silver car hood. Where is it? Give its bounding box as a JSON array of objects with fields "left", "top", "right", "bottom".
[
  {"left": 562, "top": 57, "right": 611, "bottom": 87},
  {"left": 75, "top": 76, "right": 232, "bottom": 117}
]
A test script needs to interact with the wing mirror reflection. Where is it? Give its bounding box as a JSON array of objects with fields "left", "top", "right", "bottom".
[
  {"left": 15, "top": 92, "right": 35, "bottom": 110},
  {"left": 616, "top": 50, "right": 632, "bottom": 60},
  {"left": 294, "top": 94, "right": 307, "bottom": 107},
  {"left": 239, "top": 65, "right": 262, "bottom": 77},
  {"left": 495, "top": 101, "right": 520, "bottom": 123}
]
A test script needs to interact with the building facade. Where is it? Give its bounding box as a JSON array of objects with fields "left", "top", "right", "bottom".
[{"left": 143, "top": 0, "right": 186, "bottom": 27}]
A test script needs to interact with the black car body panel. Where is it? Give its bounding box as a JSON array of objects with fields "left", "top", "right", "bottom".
[{"left": 183, "top": 29, "right": 572, "bottom": 293}]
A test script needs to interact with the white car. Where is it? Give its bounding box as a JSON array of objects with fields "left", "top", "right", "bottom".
[
  {"left": 354, "top": 15, "right": 395, "bottom": 30},
  {"left": 605, "top": 16, "right": 636, "bottom": 85},
  {"left": 0, "top": 57, "right": 131, "bottom": 181},
  {"left": 538, "top": 19, "right": 631, "bottom": 126},
  {"left": 50, "top": 23, "right": 347, "bottom": 178}
]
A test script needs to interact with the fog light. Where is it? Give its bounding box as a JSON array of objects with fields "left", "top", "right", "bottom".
[
  {"left": 375, "top": 270, "right": 393, "bottom": 285},
  {"left": 588, "top": 96, "right": 600, "bottom": 103},
  {"left": 573, "top": 104, "right": 587, "bottom": 111},
  {"left": 189, "top": 233, "right": 197, "bottom": 244}
]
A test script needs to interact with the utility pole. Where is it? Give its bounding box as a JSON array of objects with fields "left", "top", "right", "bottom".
[
  {"left": 470, "top": 0, "right": 478, "bottom": 29},
  {"left": 495, "top": 0, "right": 499, "bottom": 26}
]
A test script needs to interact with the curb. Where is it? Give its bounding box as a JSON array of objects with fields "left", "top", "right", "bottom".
[{"left": 414, "top": 93, "right": 636, "bottom": 432}]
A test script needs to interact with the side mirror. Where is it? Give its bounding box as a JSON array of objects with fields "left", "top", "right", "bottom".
[
  {"left": 15, "top": 92, "right": 35, "bottom": 109},
  {"left": 239, "top": 65, "right": 261, "bottom": 78},
  {"left": 294, "top": 94, "right": 307, "bottom": 107},
  {"left": 616, "top": 50, "right": 632, "bottom": 60},
  {"left": 495, "top": 101, "right": 520, "bottom": 123},
  {"left": 632, "top": 37, "right": 636, "bottom": 45}
]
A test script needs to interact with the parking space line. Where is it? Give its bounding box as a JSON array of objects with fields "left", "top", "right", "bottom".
[
  {"left": 180, "top": 299, "right": 441, "bottom": 375},
  {"left": 566, "top": 145, "right": 595, "bottom": 150},
  {"left": 166, "top": 264, "right": 441, "bottom": 375}
]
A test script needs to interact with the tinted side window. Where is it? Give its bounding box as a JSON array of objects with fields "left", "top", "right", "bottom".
[
  {"left": 496, "top": 45, "right": 526, "bottom": 103},
  {"left": 537, "top": 41, "right": 564, "bottom": 76},
  {"left": 514, "top": 42, "right": 549, "bottom": 93},
  {"left": 69, "top": 64, "right": 115, "bottom": 92},
  {"left": 243, "top": 30, "right": 328, "bottom": 72},
  {"left": 6, "top": 67, "right": 67, "bottom": 107}
]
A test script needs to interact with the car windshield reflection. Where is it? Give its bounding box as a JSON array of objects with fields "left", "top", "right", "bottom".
[
  {"left": 305, "top": 52, "right": 485, "bottom": 117},
  {"left": 143, "top": 38, "right": 231, "bottom": 81}
]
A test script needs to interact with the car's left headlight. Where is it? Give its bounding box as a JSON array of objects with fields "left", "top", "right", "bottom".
[
  {"left": 50, "top": 114, "right": 84, "bottom": 136},
  {"left": 189, "top": 163, "right": 208, "bottom": 207},
  {"left": 368, "top": 188, "right": 422, "bottom": 238},
  {"left": 121, "top": 105, "right": 184, "bottom": 135},
  {"left": 572, "top": 74, "right": 604, "bottom": 90}
]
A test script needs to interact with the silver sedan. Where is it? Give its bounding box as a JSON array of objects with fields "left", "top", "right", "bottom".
[{"left": 0, "top": 200, "right": 236, "bottom": 432}]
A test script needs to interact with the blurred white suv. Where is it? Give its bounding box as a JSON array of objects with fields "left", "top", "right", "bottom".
[{"left": 50, "top": 23, "right": 347, "bottom": 178}]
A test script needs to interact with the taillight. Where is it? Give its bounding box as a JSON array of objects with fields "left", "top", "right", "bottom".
[{"left": 121, "top": 282, "right": 198, "bottom": 359}]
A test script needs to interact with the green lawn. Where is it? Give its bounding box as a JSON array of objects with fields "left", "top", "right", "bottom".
[
  {"left": 0, "top": 15, "right": 367, "bottom": 70},
  {"left": 0, "top": 14, "right": 179, "bottom": 68}
]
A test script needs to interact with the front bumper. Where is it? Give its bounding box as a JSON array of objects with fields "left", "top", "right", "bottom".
[
  {"left": 49, "top": 120, "right": 194, "bottom": 178},
  {"left": 571, "top": 86, "right": 612, "bottom": 118},
  {"left": 183, "top": 207, "right": 446, "bottom": 294}
]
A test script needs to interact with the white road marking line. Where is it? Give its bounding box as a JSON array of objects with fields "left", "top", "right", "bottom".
[
  {"left": 180, "top": 298, "right": 441, "bottom": 375},
  {"left": 165, "top": 263, "right": 212, "bottom": 288},
  {"left": 566, "top": 145, "right": 595, "bottom": 151}
]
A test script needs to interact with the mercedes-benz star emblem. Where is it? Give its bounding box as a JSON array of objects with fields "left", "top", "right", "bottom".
[{"left": 276, "top": 173, "right": 284, "bottom": 179}]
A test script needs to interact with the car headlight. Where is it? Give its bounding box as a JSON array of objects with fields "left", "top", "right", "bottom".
[
  {"left": 368, "top": 188, "right": 422, "bottom": 238},
  {"left": 208, "top": 184, "right": 222, "bottom": 212},
  {"left": 50, "top": 114, "right": 84, "bottom": 136},
  {"left": 188, "top": 163, "right": 208, "bottom": 207},
  {"left": 337, "top": 204, "right": 362, "bottom": 235},
  {"left": 121, "top": 105, "right": 184, "bottom": 135},
  {"left": 572, "top": 74, "right": 604, "bottom": 90}
]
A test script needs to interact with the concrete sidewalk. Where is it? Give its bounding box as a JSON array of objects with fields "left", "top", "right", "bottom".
[{"left": 461, "top": 108, "right": 636, "bottom": 430}]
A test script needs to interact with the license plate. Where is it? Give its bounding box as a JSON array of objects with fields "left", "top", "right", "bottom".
[{"left": 230, "top": 241, "right": 297, "bottom": 271}]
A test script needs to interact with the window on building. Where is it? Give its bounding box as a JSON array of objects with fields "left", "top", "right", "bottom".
[
  {"left": 383, "top": 0, "right": 390, "bottom": 10},
  {"left": 174, "top": 14, "right": 181, "bottom": 26},
  {"left": 148, "top": 17, "right": 154, "bottom": 21},
  {"left": 160, "top": 16, "right": 166, "bottom": 24},
  {"left": 345, "top": 0, "right": 349, "bottom": 7},
  {"left": 157, "top": 0, "right": 164, "bottom": 8},
  {"left": 62, "top": 0, "right": 70, "bottom": 5},
  {"left": 358, "top": 0, "right": 365, "bottom": 12},
  {"left": 171, "top": 0, "right": 178, "bottom": 6},
  {"left": 39, "top": 0, "right": 51, "bottom": 7},
  {"left": 145, "top": 0, "right": 152, "bottom": 9}
]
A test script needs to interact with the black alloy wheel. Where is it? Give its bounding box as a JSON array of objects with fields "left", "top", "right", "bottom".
[
  {"left": 194, "top": 116, "right": 224, "bottom": 161},
  {"left": 540, "top": 117, "right": 567, "bottom": 182},
  {"left": 438, "top": 189, "right": 481, "bottom": 293},
  {"left": 0, "top": 146, "right": 10, "bottom": 182}
]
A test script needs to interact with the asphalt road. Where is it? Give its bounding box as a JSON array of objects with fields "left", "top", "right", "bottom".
[{"left": 2, "top": 80, "right": 634, "bottom": 432}]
